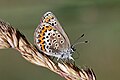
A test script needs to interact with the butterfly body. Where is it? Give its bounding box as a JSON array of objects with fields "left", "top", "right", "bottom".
[{"left": 34, "top": 12, "right": 74, "bottom": 60}]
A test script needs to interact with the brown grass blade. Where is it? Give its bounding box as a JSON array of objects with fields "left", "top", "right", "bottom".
[{"left": 0, "top": 19, "right": 96, "bottom": 80}]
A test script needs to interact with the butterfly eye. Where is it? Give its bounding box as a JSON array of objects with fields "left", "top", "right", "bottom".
[{"left": 45, "top": 29, "right": 47, "bottom": 32}]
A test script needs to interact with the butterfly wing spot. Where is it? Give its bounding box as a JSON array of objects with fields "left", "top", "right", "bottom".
[
  {"left": 42, "top": 24, "right": 45, "bottom": 26},
  {"left": 51, "top": 23, "right": 54, "bottom": 26},
  {"left": 46, "top": 36, "right": 49, "bottom": 38},
  {"left": 46, "top": 26, "right": 50, "bottom": 29},
  {"left": 47, "top": 39, "right": 50, "bottom": 42},
  {"left": 44, "top": 12, "right": 51, "bottom": 17},
  {"left": 54, "top": 22, "right": 56, "bottom": 24},
  {"left": 39, "top": 30, "right": 42, "bottom": 34},
  {"left": 42, "top": 37, "right": 45, "bottom": 40},
  {"left": 52, "top": 39, "right": 57, "bottom": 44},
  {"left": 52, "top": 33, "right": 56, "bottom": 37},
  {"left": 48, "top": 49, "right": 52, "bottom": 53},
  {"left": 36, "top": 33, "right": 41, "bottom": 38},
  {"left": 48, "top": 33, "right": 51, "bottom": 35},
  {"left": 55, "top": 43, "right": 59, "bottom": 47},
  {"left": 48, "top": 43, "right": 52, "bottom": 46},
  {"left": 37, "top": 39, "right": 41, "bottom": 43},
  {"left": 44, "top": 16, "right": 53, "bottom": 23},
  {"left": 43, "top": 33, "right": 45, "bottom": 36},
  {"left": 46, "top": 45, "right": 49, "bottom": 49},
  {"left": 57, "top": 34, "right": 61, "bottom": 38},
  {"left": 43, "top": 12, "right": 58, "bottom": 27},
  {"left": 54, "top": 43, "right": 59, "bottom": 50},
  {"left": 54, "top": 29, "right": 57, "bottom": 32},
  {"left": 42, "top": 41, "right": 45, "bottom": 44},
  {"left": 51, "top": 16, "right": 54, "bottom": 19},
  {"left": 41, "top": 26, "right": 45, "bottom": 30},
  {"left": 60, "top": 40, "right": 64, "bottom": 44},
  {"left": 54, "top": 47, "right": 57, "bottom": 50},
  {"left": 37, "top": 25, "right": 42, "bottom": 30}
]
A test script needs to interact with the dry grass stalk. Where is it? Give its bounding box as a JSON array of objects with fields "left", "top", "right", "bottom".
[{"left": 0, "top": 19, "right": 96, "bottom": 80}]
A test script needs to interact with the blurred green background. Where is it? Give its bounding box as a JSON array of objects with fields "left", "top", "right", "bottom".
[{"left": 0, "top": 0, "right": 120, "bottom": 80}]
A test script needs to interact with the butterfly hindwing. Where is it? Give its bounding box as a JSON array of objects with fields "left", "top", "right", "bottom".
[{"left": 34, "top": 12, "right": 73, "bottom": 60}]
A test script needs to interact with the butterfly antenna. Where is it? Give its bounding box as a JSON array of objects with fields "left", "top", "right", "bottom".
[
  {"left": 71, "top": 34, "right": 88, "bottom": 48},
  {"left": 72, "top": 34, "right": 85, "bottom": 45},
  {"left": 73, "top": 40, "right": 89, "bottom": 48}
]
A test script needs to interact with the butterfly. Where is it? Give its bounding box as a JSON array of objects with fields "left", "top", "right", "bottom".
[{"left": 34, "top": 12, "right": 77, "bottom": 60}]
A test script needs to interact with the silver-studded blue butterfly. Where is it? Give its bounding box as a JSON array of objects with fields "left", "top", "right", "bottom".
[{"left": 34, "top": 12, "right": 77, "bottom": 60}]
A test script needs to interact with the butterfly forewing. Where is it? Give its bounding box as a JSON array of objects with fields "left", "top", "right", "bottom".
[{"left": 42, "top": 12, "right": 70, "bottom": 47}]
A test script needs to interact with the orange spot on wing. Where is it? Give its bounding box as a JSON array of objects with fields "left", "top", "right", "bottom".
[
  {"left": 45, "top": 16, "right": 53, "bottom": 23},
  {"left": 41, "top": 44, "right": 45, "bottom": 51},
  {"left": 45, "top": 17, "right": 50, "bottom": 23},
  {"left": 47, "top": 26, "right": 54, "bottom": 31},
  {"left": 37, "top": 26, "right": 55, "bottom": 51}
]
